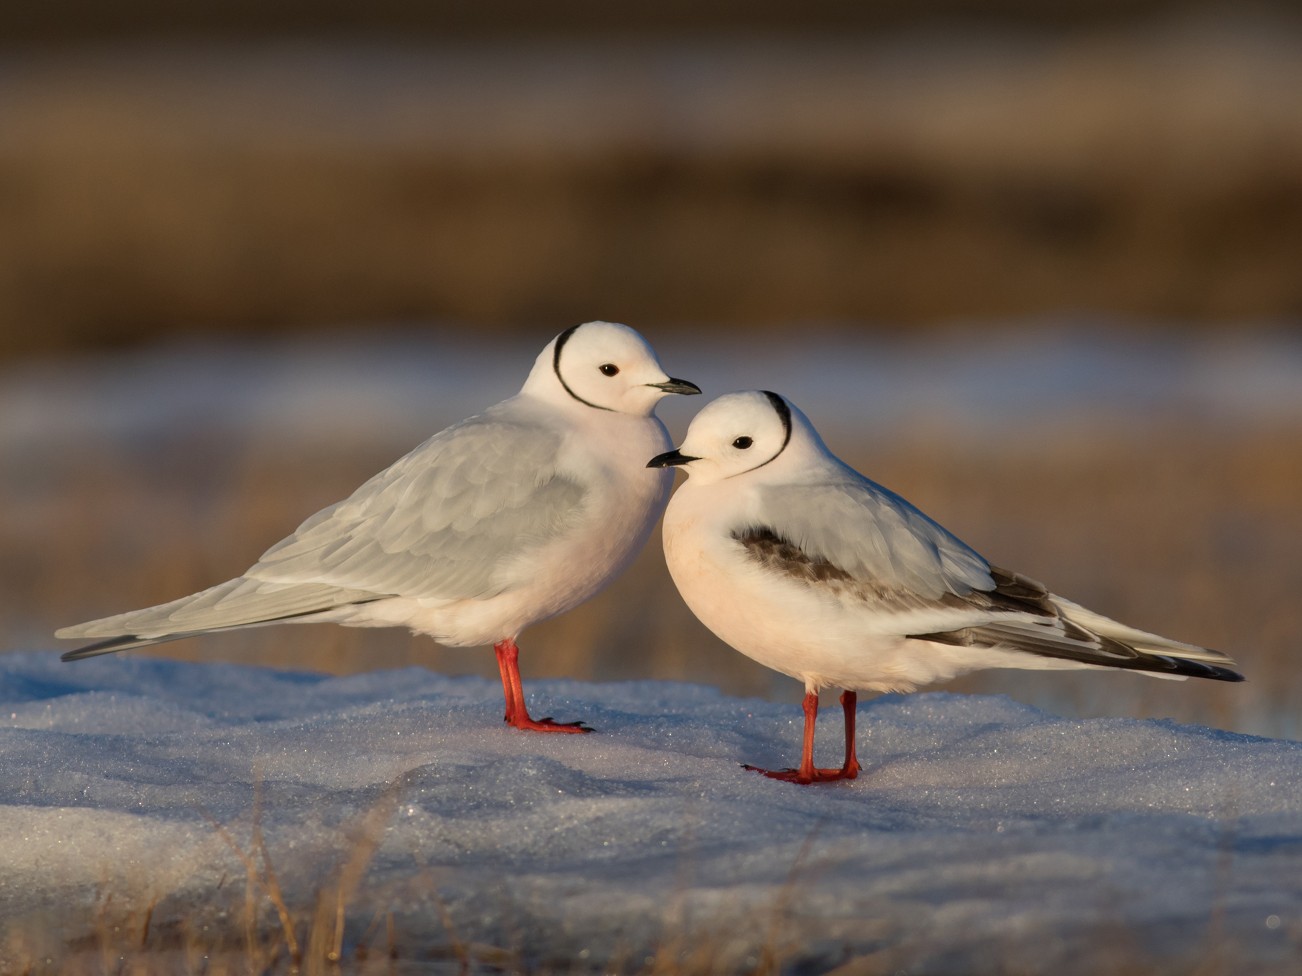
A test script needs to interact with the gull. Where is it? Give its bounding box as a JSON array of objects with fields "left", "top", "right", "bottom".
[
  {"left": 649, "top": 391, "right": 1243, "bottom": 783},
  {"left": 58, "top": 321, "right": 700, "bottom": 733}
]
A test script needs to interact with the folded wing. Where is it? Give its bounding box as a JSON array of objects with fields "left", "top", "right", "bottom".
[
  {"left": 58, "top": 412, "right": 587, "bottom": 658},
  {"left": 741, "top": 478, "right": 995, "bottom": 603},
  {"left": 737, "top": 478, "right": 1242, "bottom": 682}
]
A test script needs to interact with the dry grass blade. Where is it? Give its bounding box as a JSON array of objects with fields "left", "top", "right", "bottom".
[
  {"left": 199, "top": 771, "right": 300, "bottom": 970},
  {"left": 305, "top": 778, "right": 404, "bottom": 972},
  {"left": 249, "top": 772, "right": 301, "bottom": 965},
  {"left": 754, "top": 820, "right": 828, "bottom": 976}
]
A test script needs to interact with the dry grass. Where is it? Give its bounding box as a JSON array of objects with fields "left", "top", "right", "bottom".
[
  {"left": 0, "top": 780, "right": 439, "bottom": 976},
  {"left": 2, "top": 783, "right": 1292, "bottom": 976}
]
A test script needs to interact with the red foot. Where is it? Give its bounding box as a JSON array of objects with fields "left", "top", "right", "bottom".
[
  {"left": 744, "top": 690, "right": 862, "bottom": 785},
  {"left": 494, "top": 638, "right": 594, "bottom": 734},
  {"left": 506, "top": 716, "right": 593, "bottom": 734},
  {"left": 743, "top": 763, "right": 859, "bottom": 785}
]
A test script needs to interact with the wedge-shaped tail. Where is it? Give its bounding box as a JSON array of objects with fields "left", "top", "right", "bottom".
[
  {"left": 56, "top": 577, "right": 384, "bottom": 661},
  {"left": 914, "top": 568, "right": 1244, "bottom": 682}
]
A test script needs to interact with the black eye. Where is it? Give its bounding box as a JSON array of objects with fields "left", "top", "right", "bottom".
[
  {"left": 732, "top": 436, "right": 753, "bottom": 450},
  {"left": 599, "top": 363, "right": 620, "bottom": 377}
]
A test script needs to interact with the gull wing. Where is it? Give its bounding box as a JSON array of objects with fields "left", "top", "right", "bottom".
[
  {"left": 58, "top": 412, "right": 587, "bottom": 655},
  {"left": 739, "top": 478, "right": 995, "bottom": 604},
  {"left": 56, "top": 577, "right": 384, "bottom": 658},
  {"left": 914, "top": 575, "right": 1243, "bottom": 681},
  {"left": 736, "top": 479, "right": 1242, "bottom": 682},
  {"left": 249, "top": 413, "right": 587, "bottom": 599}
]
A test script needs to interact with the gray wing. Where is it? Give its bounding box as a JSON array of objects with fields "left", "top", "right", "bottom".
[
  {"left": 738, "top": 479, "right": 1242, "bottom": 682},
  {"left": 58, "top": 413, "right": 587, "bottom": 655},
  {"left": 740, "top": 479, "right": 994, "bottom": 603},
  {"left": 249, "top": 413, "right": 587, "bottom": 599}
]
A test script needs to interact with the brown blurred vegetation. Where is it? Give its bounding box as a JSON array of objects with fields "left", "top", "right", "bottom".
[
  {"left": 1, "top": 4, "right": 1300, "bottom": 358},
  {"left": 0, "top": 1, "right": 1262, "bottom": 44}
]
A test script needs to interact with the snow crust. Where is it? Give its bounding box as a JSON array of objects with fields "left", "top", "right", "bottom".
[{"left": 1, "top": 652, "right": 1298, "bottom": 972}]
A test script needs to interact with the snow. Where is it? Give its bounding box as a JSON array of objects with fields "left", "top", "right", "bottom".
[
  {"left": 4, "top": 326, "right": 1302, "bottom": 458},
  {"left": 2, "top": 652, "right": 1298, "bottom": 973}
]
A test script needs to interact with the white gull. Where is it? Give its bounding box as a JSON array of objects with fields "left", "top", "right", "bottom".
[
  {"left": 59, "top": 321, "right": 700, "bottom": 733},
  {"left": 650, "top": 390, "right": 1242, "bottom": 783}
]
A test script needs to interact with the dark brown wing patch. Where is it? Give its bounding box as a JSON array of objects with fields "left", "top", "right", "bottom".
[
  {"left": 733, "top": 526, "right": 854, "bottom": 584},
  {"left": 943, "top": 565, "right": 1056, "bottom": 618},
  {"left": 731, "top": 525, "right": 971, "bottom": 610}
]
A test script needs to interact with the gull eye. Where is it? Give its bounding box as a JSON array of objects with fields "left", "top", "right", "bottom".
[
  {"left": 599, "top": 363, "right": 620, "bottom": 377},
  {"left": 732, "top": 436, "right": 753, "bottom": 450}
]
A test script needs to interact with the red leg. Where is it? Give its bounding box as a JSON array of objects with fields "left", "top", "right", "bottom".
[
  {"left": 745, "top": 689, "right": 860, "bottom": 785},
  {"left": 839, "top": 690, "right": 861, "bottom": 779},
  {"left": 494, "top": 640, "right": 520, "bottom": 724},
  {"left": 492, "top": 639, "right": 592, "bottom": 733}
]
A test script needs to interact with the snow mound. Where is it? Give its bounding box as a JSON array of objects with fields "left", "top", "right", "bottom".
[{"left": 1, "top": 653, "right": 1298, "bottom": 973}]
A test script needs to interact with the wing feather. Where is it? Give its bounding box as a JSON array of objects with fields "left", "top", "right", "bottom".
[
  {"left": 57, "top": 408, "right": 590, "bottom": 656},
  {"left": 913, "top": 568, "right": 1244, "bottom": 681},
  {"left": 741, "top": 479, "right": 994, "bottom": 602},
  {"left": 734, "top": 478, "right": 1243, "bottom": 683},
  {"left": 55, "top": 576, "right": 380, "bottom": 649},
  {"left": 250, "top": 411, "right": 587, "bottom": 600}
]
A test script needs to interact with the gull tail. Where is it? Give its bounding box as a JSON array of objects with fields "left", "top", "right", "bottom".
[
  {"left": 57, "top": 577, "right": 385, "bottom": 662},
  {"left": 1053, "top": 596, "right": 1244, "bottom": 681},
  {"left": 915, "top": 568, "right": 1244, "bottom": 682}
]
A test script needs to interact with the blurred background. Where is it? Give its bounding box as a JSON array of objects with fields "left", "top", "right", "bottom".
[{"left": 2, "top": 1, "right": 1299, "bottom": 739}]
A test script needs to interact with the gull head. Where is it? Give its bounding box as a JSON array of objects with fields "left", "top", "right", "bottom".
[
  {"left": 649, "top": 390, "right": 820, "bottom": 485},
  {"left": 526, "top": 321, "right": 700, "bottom": 417}
]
